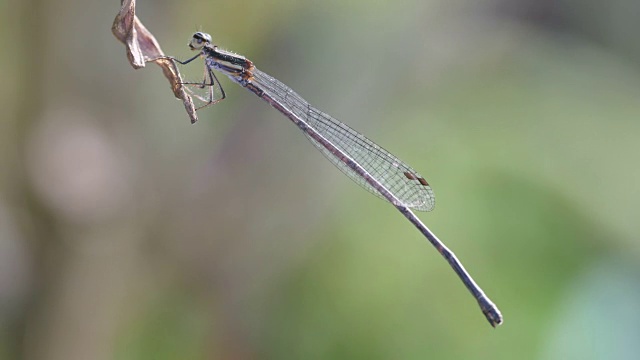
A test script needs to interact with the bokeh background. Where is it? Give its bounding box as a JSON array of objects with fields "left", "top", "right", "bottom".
[{"left": 2, "top": 0, "right": 640, "bottom": 359}]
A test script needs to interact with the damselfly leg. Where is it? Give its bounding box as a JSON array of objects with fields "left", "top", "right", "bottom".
[
  {"left": 180, "top": 65, "right": 226, "bottom": 110},
  {"left": 152, "top": 54, "right": 226, "bottom": 110}
]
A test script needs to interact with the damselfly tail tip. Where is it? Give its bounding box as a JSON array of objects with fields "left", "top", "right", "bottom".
[
  {"left": 486, "top": 311, "right": 503, "bottom": 328},
  {"left": 483, "top": 307, "right": 503, "bottom": 328},
  {"left": 478, "top": 296, "right": 503, "bottom": 327}
]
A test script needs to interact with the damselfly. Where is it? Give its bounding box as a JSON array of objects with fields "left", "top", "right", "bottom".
[{"left": 160, "top": 32, "right": 502, "bottom": 327}]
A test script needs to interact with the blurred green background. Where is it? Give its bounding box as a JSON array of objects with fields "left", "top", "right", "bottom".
[{"left": 2, "top": 0, "right": 640, "bottom": 359}]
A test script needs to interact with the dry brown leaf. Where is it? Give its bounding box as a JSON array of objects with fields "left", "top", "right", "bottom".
[{"left": 112, "top": 0, "right": 198, "bottom": 123}]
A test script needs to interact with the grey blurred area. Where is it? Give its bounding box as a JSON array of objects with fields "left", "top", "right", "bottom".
[{"left": 1, "top": 0, "right": 640, "bottom": 359}]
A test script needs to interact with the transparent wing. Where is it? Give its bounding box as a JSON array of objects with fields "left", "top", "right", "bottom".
[{"left": 251, "top": 68, "right": 435, "bottom": 211}]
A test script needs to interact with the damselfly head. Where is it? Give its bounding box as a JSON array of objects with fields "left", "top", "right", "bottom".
[{"left": 189, "top": 32, "right": 212, "bottom": 50}]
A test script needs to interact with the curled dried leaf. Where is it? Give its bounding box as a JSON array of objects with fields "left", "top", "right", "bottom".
[{"left": 112, "top": 0, "right": 198, "bottom": 123}]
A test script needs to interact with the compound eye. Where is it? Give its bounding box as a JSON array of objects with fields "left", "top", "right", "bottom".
[{"left": 189, "top": 32, "right": 212, "bottom": 50}]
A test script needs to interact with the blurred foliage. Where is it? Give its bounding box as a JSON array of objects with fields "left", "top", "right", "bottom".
[{"left": 1, "top": 0, "right": 640, "bottom": 359}]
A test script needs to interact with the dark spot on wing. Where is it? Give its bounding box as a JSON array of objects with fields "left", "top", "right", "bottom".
[{"left": 404, "top": 172, "right": 417, "bottom": 180}]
